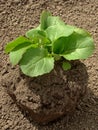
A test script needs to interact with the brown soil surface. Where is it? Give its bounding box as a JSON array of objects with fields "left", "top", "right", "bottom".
[{"left": 0, "top": 0, "right": 98, "bottom": 130}]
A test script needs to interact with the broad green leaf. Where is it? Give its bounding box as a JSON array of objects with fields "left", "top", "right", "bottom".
[
  {"left": 9, "top": 43, "right": 33, "bottom": 65},
  {"left": 20, "top": 47, "right": 54, "bottom": 77},
  {"left": 5, "top": 36, "right": 32, "bottom": 53},
  {"left": 62, "top": 62, "right": 71, "bottom": 70},
  {"left": 46, "top": 24, "right": 75, "bottom": 41},
  {"left": 40, "top": 10, "right": 51, "bottom": 30},
  {"left": 53, "top": 28, "right": 94, "bottom": 60}
]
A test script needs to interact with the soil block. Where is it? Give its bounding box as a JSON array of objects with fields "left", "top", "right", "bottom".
[{"left": 1, "top": 61, "right": 88, "bottom": 124}]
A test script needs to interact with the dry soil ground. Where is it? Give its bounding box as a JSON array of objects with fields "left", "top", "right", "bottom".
[{"left": 0, "top": 0, "right": 98, "bottom": 130}]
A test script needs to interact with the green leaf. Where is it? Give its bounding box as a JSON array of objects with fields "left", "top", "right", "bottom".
[
  {"left": 26, "top": 29, "right": 46, "bottom": 40},
  {"left": 46, "top": 24, "right": 75, "bottom": 41},
  {"left": 20, "top": 48, "right": 54, "bottom": 77},
  {"left": 40, "top": 10, "right": 51, "bottom": 30},
  {"left": 5, "top": 36, "right": 32, "bottom": 53},
  {"left": 62, "top": 62, "right": 71, "bottom": 70},
  {"left": 9, "top": 43, "right": 32, "bottom": 65},
  {"left": 53, "top": 28, "right": 95, "bottom": 60}
]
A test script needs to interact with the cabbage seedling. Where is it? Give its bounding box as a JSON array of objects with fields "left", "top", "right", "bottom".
[{"left": 5, "top": 11, "right": 95, "bottom": 77}]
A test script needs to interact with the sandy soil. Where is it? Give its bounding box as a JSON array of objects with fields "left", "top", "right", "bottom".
[{"left": 0, "top": 0, "right": 98, "bottom": 130}]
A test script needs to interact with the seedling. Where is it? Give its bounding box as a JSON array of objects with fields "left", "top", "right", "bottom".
[{"left": 5, "top": 11, "right": 95, "bottom": 77}]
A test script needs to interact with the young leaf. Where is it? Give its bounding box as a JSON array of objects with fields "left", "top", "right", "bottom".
[
  {"left": 46, "top": 24, "right": 75, "bottom": 41},
  {"left": 5, "top": 36, "right": 32, "bottom": 53},
  {"left": 40, "top": 10, "right": 51, "bottom": 30},
  {"left": 26, "top": 29, "right": 50, "bottom": 46},
  {"left": 54, "top": 54, "right": 61, "bottom": 61},
  {"left": 62, "top": 62, "right": 71, "bottom": 70},
  {"left": 19, "top": 47, "right": 54, "bottom": 77},
  {"left": 26, "top": 29, "right": 52, "bottom": 53}
]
